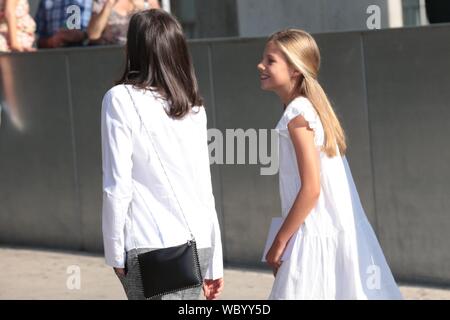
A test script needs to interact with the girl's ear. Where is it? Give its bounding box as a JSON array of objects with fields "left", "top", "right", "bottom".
[{"left": 291, "top": 69, "right": 301, "bottom": 78}]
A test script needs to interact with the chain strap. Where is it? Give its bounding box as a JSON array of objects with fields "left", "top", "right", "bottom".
[{"left": 124, "top": 85, "right": 195, "bottom": 241}]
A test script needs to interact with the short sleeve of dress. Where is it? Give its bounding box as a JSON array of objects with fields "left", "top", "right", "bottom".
[
  {"left": 275, "top": 96, "right": 325, "bottom": 146},
  {"left": 92, "top": 0, "right": 106, "bottom": 14}
]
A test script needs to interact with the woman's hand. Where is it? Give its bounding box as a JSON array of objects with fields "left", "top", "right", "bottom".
[
  {"left": 203, "top": 278, "right": 224, "bottom": 300},
  {"left": 114, "top": 267, "right": 126, "bottom": 277},
  {"left": 265, "top": 238, "right": 286, "bottom": 276}
]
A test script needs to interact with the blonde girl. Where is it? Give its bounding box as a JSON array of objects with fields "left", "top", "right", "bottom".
[{"left": 258, "top": 29, "right": 403, "bottom": 299}]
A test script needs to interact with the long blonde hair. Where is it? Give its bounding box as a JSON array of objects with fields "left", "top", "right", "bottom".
[{"left": 268, "top": 29, "right": 347, "bottom": 157}]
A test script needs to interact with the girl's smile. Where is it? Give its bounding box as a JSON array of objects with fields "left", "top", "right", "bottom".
[{"left": 257, "top": 41, "right": 300, "bottom": 105}]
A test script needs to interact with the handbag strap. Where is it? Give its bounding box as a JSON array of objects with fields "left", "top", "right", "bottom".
[{"left": 124, "top": 85, "right": 194, "bottom": 241}]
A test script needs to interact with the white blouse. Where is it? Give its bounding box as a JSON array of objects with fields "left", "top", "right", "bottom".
[{"left": 101, "top": 84, "right": 223, "bottom": 280}]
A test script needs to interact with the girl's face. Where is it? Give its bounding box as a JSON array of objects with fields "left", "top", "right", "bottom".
[{"left": 257, "top": 41, "right": 300, "bottom": 99}]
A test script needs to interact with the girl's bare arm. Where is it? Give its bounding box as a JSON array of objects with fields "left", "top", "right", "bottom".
[{"left": 266, "top": 115, "right": 321, "bottom": 267}]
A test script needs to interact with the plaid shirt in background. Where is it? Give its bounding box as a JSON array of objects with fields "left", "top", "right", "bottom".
[{"left": 35, "top": 0, "right": 93, "bottom": 38}]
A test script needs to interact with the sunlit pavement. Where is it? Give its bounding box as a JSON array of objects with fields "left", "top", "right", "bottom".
[{"left": 0, "top": 246, "right": 449, "bottom": 300}]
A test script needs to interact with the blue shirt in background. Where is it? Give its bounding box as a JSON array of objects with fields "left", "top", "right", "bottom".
[{"left": 35, "top": 0, "right": 93, "bottom": 38}]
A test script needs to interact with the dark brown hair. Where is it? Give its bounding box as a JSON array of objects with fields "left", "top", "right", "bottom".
[{"left": 117, "top": 9, "right": 203, "bottom": 118}]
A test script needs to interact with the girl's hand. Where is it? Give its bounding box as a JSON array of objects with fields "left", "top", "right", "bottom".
[
  {"left": 203, "top": 278, "right": 224, "bottom": 300},
  {"left": 265, "top": 238, "right": 286, "bottom": 272}
]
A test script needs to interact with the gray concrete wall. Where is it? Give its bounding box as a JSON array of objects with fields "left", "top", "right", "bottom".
[
  {"left": 363, "top": 26, "right": 450, "bottom": 284},
  {"left": 236, "top": 0, "right": 390, "bottom": 36},
  {"left": 170, "top": 0, "right": 390, "bottom": 39},
  {"left": 171, "top": 0, "right": 240, "bottom": 38},
  {"left": 1, "top": 24, "right": 449, "bottom": 286}
]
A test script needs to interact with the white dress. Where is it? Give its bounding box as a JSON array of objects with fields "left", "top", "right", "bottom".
[{"left": 268, "top": 96, "right": 403, "bottom": 300}]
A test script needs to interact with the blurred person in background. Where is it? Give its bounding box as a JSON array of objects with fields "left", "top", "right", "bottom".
[
  {"left": 87, "top": 0, "right": 159, "bottom": 46},
  {"left": 0, "top": 0, "right": 36, "bottom": 52},
  {"left": 35, "top": 0, "right": 92, "bottom": 48}
]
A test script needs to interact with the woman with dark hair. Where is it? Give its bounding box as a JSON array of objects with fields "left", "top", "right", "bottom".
[{"left": 101, "top": 9, "right": 224, "bottom": 300}]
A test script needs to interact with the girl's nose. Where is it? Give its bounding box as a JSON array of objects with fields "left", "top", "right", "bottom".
[{"left": 257, "top": 63, "right": 264, "bottom": 72}]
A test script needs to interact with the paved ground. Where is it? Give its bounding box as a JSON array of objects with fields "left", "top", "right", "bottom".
[{"left": 0, "top": 246, "right": 449, "bottom": 300}]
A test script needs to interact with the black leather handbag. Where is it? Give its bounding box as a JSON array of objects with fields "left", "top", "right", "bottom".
[
  {"left": 137, "top": 240, "right": 202, "bottom": 298},
  {"left": 125, "top": 86, "right": 203, "bottom": 299}
]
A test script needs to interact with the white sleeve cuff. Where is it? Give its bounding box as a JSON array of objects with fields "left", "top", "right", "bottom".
[{"left": 104, "top": 246, "right": 126, "bottom": 268}]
